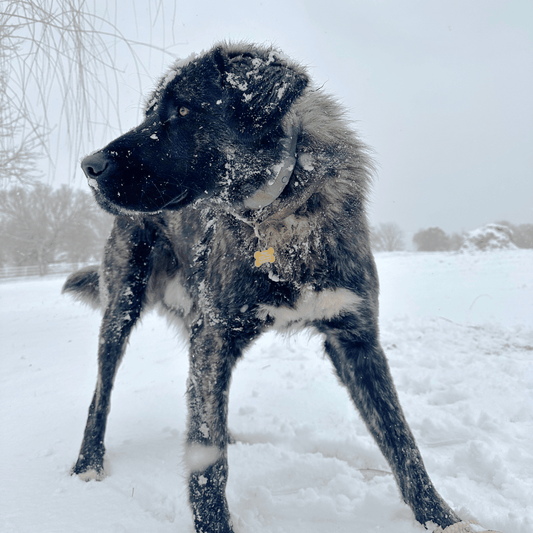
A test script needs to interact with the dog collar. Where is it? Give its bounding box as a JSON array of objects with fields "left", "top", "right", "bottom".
[{"left": 243, "top": 127, "right": 298, "bottom": 209}]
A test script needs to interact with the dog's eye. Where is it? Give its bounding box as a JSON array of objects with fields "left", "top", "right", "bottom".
[{"left": 161, "top": 106, "right": 190, "bottom": 126}]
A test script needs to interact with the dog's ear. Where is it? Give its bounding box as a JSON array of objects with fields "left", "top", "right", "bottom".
[{"left": 212, "top": 46, "right": 309, "bottom": 140}]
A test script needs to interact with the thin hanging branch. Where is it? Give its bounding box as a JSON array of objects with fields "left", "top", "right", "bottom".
[{"left": 0, "top": 0, "right": 178, "bottom": 184}]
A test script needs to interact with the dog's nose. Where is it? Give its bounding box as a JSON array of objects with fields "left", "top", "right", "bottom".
[{"left": 81, "top": 152, "right": 109, "bottom": 180}]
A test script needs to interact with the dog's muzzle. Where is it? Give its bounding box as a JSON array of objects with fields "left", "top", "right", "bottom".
[{"left": 81, "top": 152, "right": 112, "bottom": 188}]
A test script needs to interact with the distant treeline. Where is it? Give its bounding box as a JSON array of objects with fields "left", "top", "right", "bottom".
[
  {"left": 0, "top": 184, "right": 113, "bottom": 275},
  {"left": 1, "top": 185, "right": 532, "bottom": 276},
  {"left": 371, "top": 222, "right": 533, "bottom": 252}
]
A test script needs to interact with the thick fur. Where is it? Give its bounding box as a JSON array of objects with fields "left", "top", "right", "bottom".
[{"left": 63, "top": 42, "right": 461, "bottom": 532}]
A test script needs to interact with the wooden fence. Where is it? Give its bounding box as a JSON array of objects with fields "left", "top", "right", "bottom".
[{"left": 0, "top": 262, "right": 92, "bottom": 281}]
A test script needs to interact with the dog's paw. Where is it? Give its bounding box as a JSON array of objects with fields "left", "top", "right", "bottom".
[
  {"left": 71, "top": 456, "right": 106, "bottom": 481},
  {"left": 74, "top": 467, "right": 106, "bottom": 482},
  {"left": 432, "top": 521, "right": 502, "bottom": 533}
]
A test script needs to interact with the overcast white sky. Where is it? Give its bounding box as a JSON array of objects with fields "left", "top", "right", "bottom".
[{"left": 58, "top": 0, "right": 533, "bottom": 234}]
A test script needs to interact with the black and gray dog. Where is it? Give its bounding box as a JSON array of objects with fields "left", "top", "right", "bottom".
[{"left": 63, "top": 42, "right": 486, "bottom": 533}]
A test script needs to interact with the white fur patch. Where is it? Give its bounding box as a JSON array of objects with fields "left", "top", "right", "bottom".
[
  {"left": 163, "top": 278, "right": 193, "bottom": 316},
  {"left": 256, "top": 287, "right": 362, "bottom": 332},
  {"left": 184, "top": 444, "right": 220, "bottom": 473}
]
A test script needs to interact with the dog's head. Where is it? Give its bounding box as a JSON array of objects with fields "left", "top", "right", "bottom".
[{"left": 81, "top": 43, "right": 309, "bottom": 215}]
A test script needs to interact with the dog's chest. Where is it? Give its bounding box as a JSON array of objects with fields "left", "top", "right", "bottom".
[
  {"left": 159, "top": 208, "right": 360, "bottom": 332},
  {"left": 165, "top": 209, "right": 321, "bottom": 280}
]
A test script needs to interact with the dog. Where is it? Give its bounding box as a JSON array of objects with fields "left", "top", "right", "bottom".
[{"left": 63, "top": 42, "right": 486, "bottom": 533}]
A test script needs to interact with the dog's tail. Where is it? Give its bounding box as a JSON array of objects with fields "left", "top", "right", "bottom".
[{"left": 62, "top": 265, "right": 101, "bottom": 310}]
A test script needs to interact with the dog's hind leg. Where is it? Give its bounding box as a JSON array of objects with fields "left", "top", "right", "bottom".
[
  {"left": 321, "top": 320, "right": 461, "bottom": 530},
  {"left": 72, "top": 218, "right": 157, "bottom": 481},
  {"left": 184, "top": 328, "right": 241, "bottom": 533}
]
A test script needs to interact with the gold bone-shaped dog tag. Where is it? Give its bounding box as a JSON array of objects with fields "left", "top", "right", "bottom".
[{"left": 254, "top": 248, "right": 275, "bottom": 267}]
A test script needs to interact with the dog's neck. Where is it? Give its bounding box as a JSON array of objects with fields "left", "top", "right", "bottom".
[
  {"left": 242, "top": 127, "right": 298, "bottom": 210},
  {"left": 225, "top": 122, "right": 329, "bottom": 244}
]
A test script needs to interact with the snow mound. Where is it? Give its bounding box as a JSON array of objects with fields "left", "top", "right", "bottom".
[{"left": 460, "top": 224, "right": 517, "bottom": 252}]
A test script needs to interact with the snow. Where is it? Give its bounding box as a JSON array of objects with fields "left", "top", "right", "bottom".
[{"left": 1, "top": 250, "right": 532, "bottom": 533}]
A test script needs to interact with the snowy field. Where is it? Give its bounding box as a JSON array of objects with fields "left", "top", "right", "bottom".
[{"left": 1, "top": 250, "right": 532, "bottom": 533}]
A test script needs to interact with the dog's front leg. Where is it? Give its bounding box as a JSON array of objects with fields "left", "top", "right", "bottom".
[
  {"left": 72, "top": 218, "right": 157, "bottom": 481},
  {"left": 185, "top": 328, "right": 238, "bottom": 533},
  {"left": 322, "top": 323, "right": 461, "bottom": 530}
]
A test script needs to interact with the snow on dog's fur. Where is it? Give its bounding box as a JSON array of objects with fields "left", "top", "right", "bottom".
[{"left": 63, "top": 42, "right": 482, "bottom": 533}]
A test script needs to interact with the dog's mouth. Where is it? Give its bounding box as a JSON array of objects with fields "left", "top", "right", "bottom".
[{"left": 87, "top": 169, "right": 190, "bottom": 214}]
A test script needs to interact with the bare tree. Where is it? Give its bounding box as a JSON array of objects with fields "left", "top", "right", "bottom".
[
  {"left": 0, "top": 0, "right": 170, "bottom": 184},
  {"left": 0, "top": 29, "right": 44, "bottom": 183},
  {"left": 0, "top": 184, "right": 107, "bottom": 273},
  {"left": 496, "top": 220, "right": 533, "bottom": 249},
  {"left": 448, "top": 231, "right": 465, "bottom": 251},
  {"left": 413, "top": 227, "right": 450, "bottom": 252},
  {"left": 371, "top": 222, "right": 405, "bottom": 251}
]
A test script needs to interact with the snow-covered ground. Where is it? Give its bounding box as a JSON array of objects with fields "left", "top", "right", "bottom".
[{"left": 1, "top": 250, "right": 532, "bottom": 533}]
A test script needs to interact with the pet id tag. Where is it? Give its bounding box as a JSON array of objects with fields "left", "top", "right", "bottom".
[{"left": 254, "top": 248, "right": 275, "bottom": 267}]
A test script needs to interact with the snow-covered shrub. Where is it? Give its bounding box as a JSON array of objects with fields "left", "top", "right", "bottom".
[{"left": 460, "top": 223, "right": 518, "bottom": 252}]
